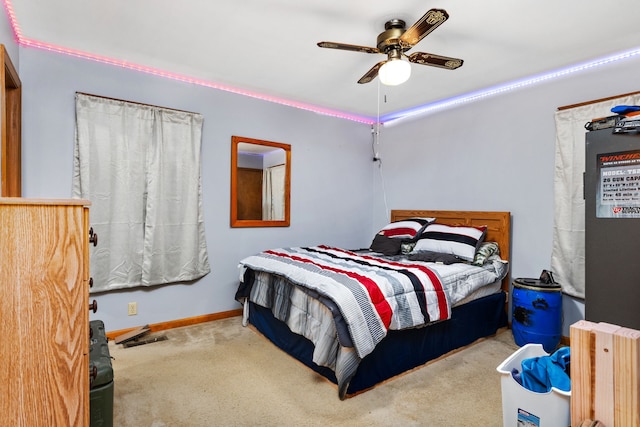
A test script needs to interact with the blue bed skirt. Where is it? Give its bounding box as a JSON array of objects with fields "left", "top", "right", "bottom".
[{"left": 248, "top": 291, "right": 508, "bottom": 398}]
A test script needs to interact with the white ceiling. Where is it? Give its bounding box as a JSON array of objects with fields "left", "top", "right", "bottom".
[{"left": 8, "top": 0, "right": 640, "bottom": 122}]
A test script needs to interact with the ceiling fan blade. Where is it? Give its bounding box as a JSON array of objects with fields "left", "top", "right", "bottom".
[
  {"left": 407, "top": 52, "right": 463, "bottom": 70},
  {"left": 357, "top": 61, "right": 386, "bottom": 84},
  {"left": 400, "top": 8, "right": 449, "bottom": 47},
  {"left": 317, "top": 41, "right": 380, "bottom": 54}
]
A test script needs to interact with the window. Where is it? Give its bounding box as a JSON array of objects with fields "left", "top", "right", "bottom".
[{"left": 73, "top": 93, "right": 210, "bottom": 292}]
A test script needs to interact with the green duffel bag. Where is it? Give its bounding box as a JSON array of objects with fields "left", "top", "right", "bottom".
[{"left": 89, "top": 320, "right": 113, "bottom": 427}]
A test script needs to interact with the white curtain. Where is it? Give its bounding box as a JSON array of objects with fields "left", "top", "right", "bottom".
[
  {"left": 552, "top": 93, "right": 640, "bottom": 298},
  {"left": 262, "top": 164, "right": 285, "bottom": 220},
  {"left": 73, "top": 93, "right": 210, "bottom": 292}
]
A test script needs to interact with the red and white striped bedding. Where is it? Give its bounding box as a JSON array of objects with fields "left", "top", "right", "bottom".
[
  {"left": 239, "top": 245, "right": 452, "bottom": 358},
  {"left": 237, "top": 245, "right": 509, "bottom": 397}
]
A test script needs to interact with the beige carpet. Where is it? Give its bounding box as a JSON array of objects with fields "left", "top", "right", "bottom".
[{"left": 109, "top": 316, "right": 520, "bottom": 426}]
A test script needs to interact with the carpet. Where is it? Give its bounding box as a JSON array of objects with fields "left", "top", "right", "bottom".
[{"left": 109, "top": 316, "right": 520, "bottom": 426}]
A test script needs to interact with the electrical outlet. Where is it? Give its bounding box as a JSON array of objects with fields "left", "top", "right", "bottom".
[{"left": 128, "top": 302, "right": 137, "bottom": 316}]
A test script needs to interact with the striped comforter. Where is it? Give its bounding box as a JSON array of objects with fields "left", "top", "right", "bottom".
[{"left": 238, "top": 245, "right": 449, "bottom": 358}]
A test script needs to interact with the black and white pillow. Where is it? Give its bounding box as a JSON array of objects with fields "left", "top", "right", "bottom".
[{"left": 413, "top": 223, "right": 487, "bottom": 262}]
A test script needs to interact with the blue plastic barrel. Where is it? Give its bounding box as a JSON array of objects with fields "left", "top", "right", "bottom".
[{"left": 512, "top": 278, "right": 562, "bottom": 353}]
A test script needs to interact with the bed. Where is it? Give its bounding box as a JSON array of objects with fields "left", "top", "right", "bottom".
[{"left": 235, "top": 210, "right": 511, "bottom": 399}]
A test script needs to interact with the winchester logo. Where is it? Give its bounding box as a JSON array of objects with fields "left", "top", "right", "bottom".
[{"left": 600, "top": 153, "right": 640, "bottom": 162}]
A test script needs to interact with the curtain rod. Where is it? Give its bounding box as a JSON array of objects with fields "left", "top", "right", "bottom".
[
  {"left": 558, "top": 90, "right": 640, "bottom": 111},
  {"left": 75, "top": 91, "right": 198, "bottom": 115}
]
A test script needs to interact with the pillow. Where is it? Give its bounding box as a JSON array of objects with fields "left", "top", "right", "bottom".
[
  {"left": 413, "top": 223, "right": 487, "bottom": 262},
  {"left": 376, "top": 217, "right": 435, "bottom": 240},
  {"left": 472, "top": 241, "right": 500, "bottom": 266},
  {"left": 370, "top": 234, "right": 403, "bottom": 256},
  {"left": 407, "top": 250, "right": 461, "bottom": 265}
]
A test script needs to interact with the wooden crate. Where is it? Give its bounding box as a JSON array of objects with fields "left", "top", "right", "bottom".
[{"left": 570, "top": 321, "right": 640, "bottom": 426}]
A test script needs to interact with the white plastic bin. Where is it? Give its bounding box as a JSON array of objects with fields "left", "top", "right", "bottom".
[{"left": 496, "top": 343, "right": 570, "bottom": 427}]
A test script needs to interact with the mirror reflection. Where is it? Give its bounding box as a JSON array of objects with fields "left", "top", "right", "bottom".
[{"left": 231, "top": 136, "right": 290, "bottom": 227}]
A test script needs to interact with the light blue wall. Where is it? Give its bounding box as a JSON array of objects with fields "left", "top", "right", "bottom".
[
  {"left": 11, "top": 45, "right": 374, "bottom": 331},
  {"left": 238, "top": 152, "right": 263, "bottom": 169},
  {"left": 6, "top": 9, "right": 640, "bottom": 336},
  {"left": 0, "top": 13, "right": 18, "bottom": 65},
  {"left": 372, "top": 54, "right": 640, "bottom": 336}
]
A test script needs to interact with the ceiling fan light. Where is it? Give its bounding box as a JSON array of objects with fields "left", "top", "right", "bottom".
[{"left": 379, "top": 59, "right": 411, "bottom": 86}]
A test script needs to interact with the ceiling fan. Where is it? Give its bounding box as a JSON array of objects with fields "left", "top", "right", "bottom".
[{"left": 317, "top": 8, "right": 463, "bottom": 85}]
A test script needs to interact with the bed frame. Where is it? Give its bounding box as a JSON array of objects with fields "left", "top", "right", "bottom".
[{"left": 246, "top": 210, "right": 512, "bottom": 399}]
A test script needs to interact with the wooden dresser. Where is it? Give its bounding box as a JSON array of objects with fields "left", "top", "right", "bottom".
[{"left": 0, "top": 198, "right": 93, "bottom": 426}]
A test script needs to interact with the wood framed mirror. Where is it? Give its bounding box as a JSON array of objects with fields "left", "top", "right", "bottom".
[
  {"left": 230, "top": 135, "right": 291, "bottom": 227},
  {"left": 1, "top": 45, "right": 22, "bottom": 197}
]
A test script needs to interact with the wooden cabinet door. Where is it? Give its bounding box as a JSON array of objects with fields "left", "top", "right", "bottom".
[
  {"left": 0, "top": 199, "right": 90, "bottom": 427},
  {"left": 237, "top": 167, "right": 263, "bottom": 220}
]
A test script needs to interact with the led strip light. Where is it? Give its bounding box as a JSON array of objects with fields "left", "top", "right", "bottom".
[
  {"left": 1, "top": 0, "right": 376, "bottom": 125},
  {"left": 3, "top": 0, "right": 640, "bottom": 126},
  {"left": 381, "top": 47, "right": 640, "bottom": 126}
]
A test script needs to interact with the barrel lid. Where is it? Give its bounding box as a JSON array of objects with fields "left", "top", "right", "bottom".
[{"left": 514, "top": 278, "right": 561, "bottom": 291}]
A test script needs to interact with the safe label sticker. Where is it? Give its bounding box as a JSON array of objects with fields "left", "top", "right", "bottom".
[{"left": 597, "top": 149, "right": 640, "bottom": 218}]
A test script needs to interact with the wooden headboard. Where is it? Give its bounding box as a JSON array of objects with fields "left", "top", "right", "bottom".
[{"left": 390, "top": 210, "right": 511, "bottom": 292}]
